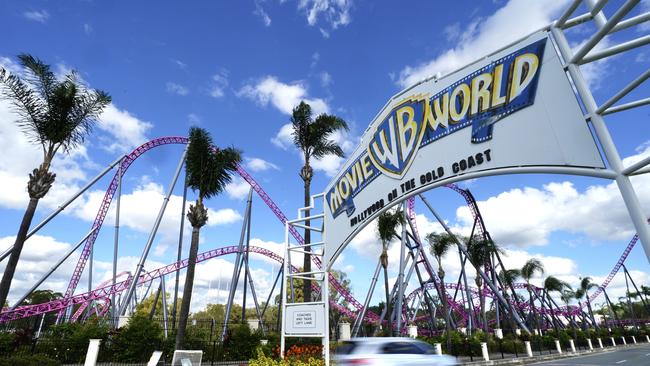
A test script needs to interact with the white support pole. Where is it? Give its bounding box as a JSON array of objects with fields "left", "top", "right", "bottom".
[
  {"left": 611, "top": 337, "right": 616, "bottom": 346},
  {"left": 587, "top": 338, "right": 593, "bottom": 350},
  {"left": 525, "top": 341, "right": 533, "bottom": 357},
  {"left": 569, "top": 339, "right": 576, "bottom": 353},
  {"left": 112, "top": 157, "right": 123, "bottom": 326},
  {"left": 280, "top": 223, "right": 289, "bottom": 359},
  {"left": 555, "top": 340, "right": 563, "bottom": 354},
  {"left": 598, "top": 338, "right": 603, "bottom": 348},
  {"left": 551, "top": 23, "right": 650, "bottom": 264},
  {"left": 481, "top": 342, "right": 489, "bottom": 361}
]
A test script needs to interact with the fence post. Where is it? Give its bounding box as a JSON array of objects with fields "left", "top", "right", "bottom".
[
  {"left": 587, "top": 339, "right": 593, "bottom": 351},
  {"left": 610, "top": 337, "right": 616, "bottom": 347},
  {"left": 598, "top": 338, "right": 603, "bottom": 348},
  {"left": 569, "top": 339, "right": 576, "bottom": 353},
  {"left": 525, "top": 341, "right": 533, "bottom": 357},
  {"left": 555, "top": 340, "right": 562, "bottom": 354},
  {"left": 434, "top": 343, "right": 442, "bottom": 355},
  {"left": 481, "top": 342, "right": 489, "bottom": 361},
  {"left": 621, "top": 336, "right": 627, "bottom": 345},
  {"left": 632, "top": 336, "right": 636, "bottom": 344}
]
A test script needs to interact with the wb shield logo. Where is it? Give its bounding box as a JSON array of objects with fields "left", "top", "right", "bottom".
[{"left": 368, "top": 98, "right": 427, "bottom": 179}]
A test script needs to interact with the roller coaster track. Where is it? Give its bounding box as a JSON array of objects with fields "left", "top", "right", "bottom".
[
  {"left": 2, "top": 137, "right": 640, "bottom": 326},
  {"left": 0, "top": 245, "right": 360, "bottom": 323}
]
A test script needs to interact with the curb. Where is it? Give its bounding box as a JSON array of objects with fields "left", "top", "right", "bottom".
[{"left": 460, "top": 343, "right": 648, "bottom": 365}]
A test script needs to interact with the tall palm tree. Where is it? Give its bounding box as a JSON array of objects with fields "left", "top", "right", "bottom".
[
  {"left": 542, "top": 276, "right": 569, "bottom": 331},
  {"left": 579, "top": 277, "right": 598, "bottom": 329},
  {"left": 290, "top": 101, "right": 348, "bottom": 302},
  {"left": 376, "top": 209, "right": 404, "bottom": 335},
  {"left": 521, "top": 258, "right": 544, "bottom": 331},
  {"left": 466, "top": 238, "right": 501, "bottom": 331},
  {"left": 426, "top": 232, "right": 455, "bottom": 334},
  {"left": 499, "top": 269, "right": 521, "bottom": 330},
  {"left": 0, "top": 54, "right": 110, "bottom": 308},
  {"left": 175, "top": 127, "right": 241, "bottom": 349},
  {"left": 560, "top": 288, "right": 577, "bottom": 336}
]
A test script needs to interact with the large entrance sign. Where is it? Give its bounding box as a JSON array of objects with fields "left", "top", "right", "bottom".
[{"left": 324, "top": 31, "right": 605, "bottom": 264}]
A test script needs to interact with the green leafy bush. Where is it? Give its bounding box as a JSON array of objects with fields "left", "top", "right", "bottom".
[
  {"left": 0, "top": 332, "right": 16, "bottom": 356},
  {"left": 109, "top": 315, "right": 163, "bottom": 362},
  {"left": 0, "top": 354, "right": 60, "bottom": 366}
]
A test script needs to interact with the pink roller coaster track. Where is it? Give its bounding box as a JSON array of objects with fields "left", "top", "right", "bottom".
[{"left": 0, "top": 137, "right": 641, "bottom": 324}]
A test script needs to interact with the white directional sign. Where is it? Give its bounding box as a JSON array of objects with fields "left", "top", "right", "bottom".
[
  {"left": 324, "top": 31, "right": 605, "bottom": 265},
  {"left": 284, "top": 303, "right": 326, "bottom": 336}
]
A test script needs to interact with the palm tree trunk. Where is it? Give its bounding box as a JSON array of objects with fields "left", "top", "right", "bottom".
[
  {"left": 0, "top": 197, "right": 40, "bottom": 308},
  {"left": 302, "top": 177, "right": 312, "bottom": 302},
  {"left": 175, "top": 225, "right": 201, "bottom": 350},
  {"left": 383, "top": 265, "right": 392, "bottom": 335}
]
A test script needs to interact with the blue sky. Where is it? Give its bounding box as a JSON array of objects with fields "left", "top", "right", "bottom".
[{"left": 0, "top": 0, "right": 649, "bottom": 313}]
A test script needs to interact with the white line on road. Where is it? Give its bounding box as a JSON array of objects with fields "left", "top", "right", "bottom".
[{"left": 615, "top": 360, "right": 627, "bottom": 364}]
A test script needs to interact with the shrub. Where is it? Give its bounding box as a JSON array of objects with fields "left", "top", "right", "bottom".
[
  {"left": 0, "top": 332, "right": 16, "bottom": 356},
  {"left": 109, "top": 315, "right": 163, "bottom": 362},
  {"left": 222, "top": 324, "right": 263, "bottom": 361},
  {"left": 0, "top": 354, "right": 60, "bottom": 366},
  {"left": 250, "top": 348, "right": 324, "bottom": 366}
]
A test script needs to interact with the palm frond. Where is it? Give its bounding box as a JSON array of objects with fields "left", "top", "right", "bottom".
[
  {"left": 521, "top": 258, "right": 545, "bottom": 281},
  {"left": 543, "top": 275, "right": 569, "bottom": 293},
  {"left": 0, "top": 66, "right": 48, "bottom": 144},
  {"left": 376, "top": 209, "right": 404, "bottom": 244},
  {"left": 426, "top": 232, "right": 455, "bottom": 259},
  {"left": 17, "top": 53, "right": 57, "bottom": 101},
  {"left": 499, "top": 269, "right": 521, "bottom": 287}
]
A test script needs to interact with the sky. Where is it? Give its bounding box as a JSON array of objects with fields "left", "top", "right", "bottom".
[{"left": 0, "top": 0, "right": 649, "bottom": 316}]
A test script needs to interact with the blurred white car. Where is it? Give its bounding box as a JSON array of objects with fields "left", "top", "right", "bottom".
[{"left": 333, "top": 337, "right": 458, "bottom": 366}]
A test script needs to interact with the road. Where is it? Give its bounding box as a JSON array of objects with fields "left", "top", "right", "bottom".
[{"left": 527, "top": 344, "right": 650, "bottom": 366}]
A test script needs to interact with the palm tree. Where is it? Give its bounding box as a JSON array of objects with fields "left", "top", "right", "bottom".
[
  {"left": 560, "top": 288, "right": 578, "bottom": 337},
  {"left": 521, "top": 259, "right": 545, "bottom": 331},
  {"left": 175, "top": 127, "right": 241, "bottom": 349},
  {"left": 290, "top": 101, "right": 348, "bottom": 302},
  {"left": 542, "top": 276, "right": 569, "bottom": 331},
  {"left": 376, "top": 209, "right": 404, "bottom": 335},
  {"left": 0, "top": 54, "right": 111, "bottom": 308},
  {"left": 426, "top": 232, "right": 455, "bottom": 334},
  {"left": 466, "top": 238, "right": 501, "bottom": 331},
  {"left": 579, "top": 277, "right": 598, "bottom": 329},
  {"left": 498, "top": 268, "right": 521, "bottom": 332}
]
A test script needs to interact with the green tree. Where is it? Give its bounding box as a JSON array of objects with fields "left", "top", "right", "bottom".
[
  {"left": 579, "top": 277, "right": 598, "bottom": 329},
  {"left": 542, "top": 276, "right": 569, "bottom": 331},
  {"left": 0, "top": 54, "right": 111, "bottom": 307},
  {"left": 499, "top": 268, "right": 521, "bottom": 330},
  {"left": 376, "top": 209, "right": 404, "bottom": 335},
  {"left": 521, "top": 258, "right": 544, "bottom": 331},
  {"left": 466, "top": 238, "right": 501, "bottom": 331},
  {"left": 175, "top": 127, "right": 241, "bottom": 349},
  {"left": 426, "top": 232, "right": 455, "bottom": 334},
  {"left": 289, "top": 101, "right": 348, "bottom": 302}
]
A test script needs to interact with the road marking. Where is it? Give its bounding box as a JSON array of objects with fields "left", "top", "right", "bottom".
[{"left": 615, "top": 360, "right": 626, "bottom": 364}]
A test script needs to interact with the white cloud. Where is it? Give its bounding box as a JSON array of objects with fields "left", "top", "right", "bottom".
[
  {"left": 225, "top": 177, "right": 252, "bottom": 200},
  {"left": 23, "top": 10, "right": 49, "bottom": 23},
  {"left": 453, "top": 143, "right": 650, "bottom": 248},
  {"left": 209, "top": 208, "right": 243, "bottom": 225},
  {"left": 83, "top": 23, "right": 93, "bottom": 35},
  {"left": 172, "top": 59, "right": 188, "bottom": 70},
  {"left": 254, "top": 0, "right": 272, "bottom": 27},
  {"left": 238, "top": 76, "right": 329, "bottom": 115},
  {"left": 166, "top": 82, "right": 189, "bottom": 96},
  {"left": 188, "top": 113, "right": 201, "bottom": 124},
  {"left": 210, "top": 70, "right": 229, "bottom": 98},
  {"left": 298, "top": 0, "right": 352, "bottom": 35},
  {"left": 245, "top": 157, "right": 279, "bottom": 172},
  {"left": 98, "top": 104, "right": 153, "bottom": 153},
  {"left": 398, "top": 0, "right": 570, "bottom": 87},
  {"left": 320, "top": 71, "right": 332, "bottom": 87},
  {"left": 271, "top": 123, "right": 294, "bottom": 150}
]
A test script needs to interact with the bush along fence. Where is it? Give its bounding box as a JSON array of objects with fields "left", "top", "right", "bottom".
[{"left": 1, "top": 316, "right": 649, "bottom": 365}]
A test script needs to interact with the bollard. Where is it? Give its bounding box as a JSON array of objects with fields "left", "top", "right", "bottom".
[
  {"left": 646, "top": 335, "right": 650, "bottom": 343},
  {"left": 434, "top": 343, "right": 442, "bottom": 355},
  {"left": 494, "top": 328, "right": 503, "bottom": 339},
  {"left": 587, "top": 339, "right": 593, "bottom": 351},
  {"left": 338, "top": 322, "right": 351, "bottom": 341},
  {"left": 621, "top": 336, "right": 626, "bottom": 345},
  {"left": 597, "top": 338, "right": 603, "bottom": 348},
  {"left": 84, "top": 339, "right": 101, "bottom": 366},
  {"left": 611, "top": 337, "right": 616, "bottom": 346},
  {"left": 407, "top": 325, "right": 418, "bottom": 338},
  {"left": 569, "top": 339, "right": 576, "bottom": 353},
  {"left": 555, "top": 340, "right": 562, "bottom": 354},
  {"left": 481, "top": 342, "right": 489, "bottom": 361},
  {"left": 525, "top": 341, "right": 533, "bottom": 357},
  {"left": 515, "top": 328, "right": 522, "bottom": 336},
  {"left": 632, "top": 336, "right": 636, "bottom": 344}
]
